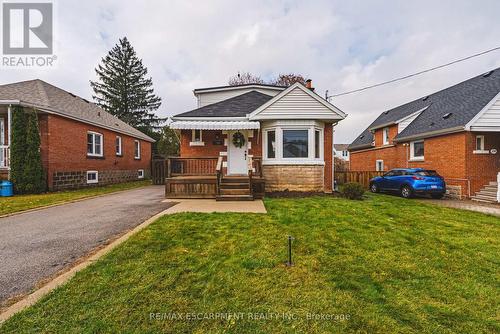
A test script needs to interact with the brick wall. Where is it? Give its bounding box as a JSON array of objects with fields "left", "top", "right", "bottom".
[
  {"left": 465, "top": 132, "right": 500, "bottom": 195},
  {"left": 44, "top": 114, "right": 152, "bottom": 190},
  {"left": 263, "top": 165, "right": 324, "bottom": 192}
]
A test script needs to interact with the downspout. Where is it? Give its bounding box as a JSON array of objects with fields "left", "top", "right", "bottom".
[
  {"left": 7, "top": 104, "right": 12, "bottom": 180},
  {"left": 332, "top": 123, "right": 335, "bottom": 192}
]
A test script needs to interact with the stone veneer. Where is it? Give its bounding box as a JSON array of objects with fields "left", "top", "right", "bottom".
[
  {"left": 262, "top": 165, "right": 324, "bottom": 192},
  {"left": 52, "top": 169, "right": 150, "bottom": 190}
]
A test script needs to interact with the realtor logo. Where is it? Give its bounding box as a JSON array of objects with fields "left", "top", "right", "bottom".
[{"left": 2, "top": 2, "right": 53, "bottom": 54}]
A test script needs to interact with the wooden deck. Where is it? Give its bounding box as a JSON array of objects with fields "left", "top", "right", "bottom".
[{"left": 163, "top": 157, "right": 265, "bottom": 200}]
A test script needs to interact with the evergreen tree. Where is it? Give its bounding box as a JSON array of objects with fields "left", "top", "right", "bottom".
[
  {"left": 22, "top": 110, "right": 45, "bottom": 193},
  {"left": 156, "top": 126, "right": 180, "bottom": 157},
  {"left": 9, "top": 106, "right": 27, "bottom": 193},
  {"left": 90, "top": 37, "right": 163, "bottom": 130}
]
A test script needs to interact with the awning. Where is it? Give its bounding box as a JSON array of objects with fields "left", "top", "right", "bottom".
[{"left": 170, "top": 120, "right": 260, "bottom": 130}]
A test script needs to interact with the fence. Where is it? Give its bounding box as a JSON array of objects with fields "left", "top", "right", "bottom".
[{"left": 335, "top": 171, "right": 384, "bottom": 188}]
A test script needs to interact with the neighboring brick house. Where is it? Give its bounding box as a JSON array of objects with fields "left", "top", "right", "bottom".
[
  {"left": 333, "top": 144, "right": 350, "bottom": 161},
  {"left": 168, "top": 81, "right": 346, "bottom": 200},
  {"left": 349, "top": 68, "right": 500, "bottom": 202},
  {"left": 0, "top": 79, "right": 154, "bottom": 190}
]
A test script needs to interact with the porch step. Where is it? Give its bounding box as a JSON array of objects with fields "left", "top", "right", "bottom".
[
  {"left": 220, "top": 182, "right": 250, "bottom": 189},
  {"left": 220, "top": 188, "right": 251, "bottom": 196},
  {"left": 216, "top": 194, "right": 254, "bottom": 201},
  {"left": 472, "top": 181, "right": 498, "bottom": 204}
]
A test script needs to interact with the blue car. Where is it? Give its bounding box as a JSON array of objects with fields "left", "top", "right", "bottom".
[{"left": 369, "top": 168, "right": 446, "bottom": 199}]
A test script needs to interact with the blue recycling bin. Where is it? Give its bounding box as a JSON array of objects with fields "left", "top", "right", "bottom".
[{"left": 0, "top": 180, "right": 13, "bottom": 197}]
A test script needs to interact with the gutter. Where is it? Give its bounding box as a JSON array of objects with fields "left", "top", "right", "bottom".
[{"left": 394, "top": 126, "right": 464, "bottom": 142}]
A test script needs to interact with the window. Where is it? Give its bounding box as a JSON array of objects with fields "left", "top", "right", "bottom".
[
  {"left": 283, "top": 130, "right": 308, "bottom": 158},
  {"left": 266, "top": 130, "right": 276, "bottom": 159},
  {"left": 314, "top": 130, "right": 320, "bottom": 159},
  {"left": 134, "top": 140, "right": 141, "bottom": 159},
  {"left": 138, "top": 169, "right": 144, "bottom": 179},
  {"left": 342, "top": 150, "right": 349, "bottom": 157},
  {"left": 87, "top": 132, "right": 103, "bottom": 157},
  {"left": 474, "top": 135, "right": 486, "bottom": 153},
  {"left": 376, "top": 160, "right": 384, "bottom": 171},
  {"left": 383, "top": 127, "right": 390, "bottom": 145},
  {"left": 190, "top": 129, "right": 204, "bottom": 146},
  {"left": 115, "top": 136, "right": 122, "bottom": 156},
  {"left": 86, "top": 171, "right": 98, "bottom": 184},
  {"left": 410, "top": 140, "right": 424, "bottom": 160}
]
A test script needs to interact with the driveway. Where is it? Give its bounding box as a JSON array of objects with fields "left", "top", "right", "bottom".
[{"left": 0, "top": 185, "right": 173, "bottom": 305}]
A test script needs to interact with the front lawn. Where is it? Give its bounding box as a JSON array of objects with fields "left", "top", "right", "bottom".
[
  {"left": 2, "top": 194, "right": 499, "bottom": 333},
  {"left": 0, "top": 180, "right": 151, "bottom": 216}
]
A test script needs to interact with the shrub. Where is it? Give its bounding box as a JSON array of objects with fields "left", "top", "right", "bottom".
[
  {"left": 10, "top": 106, "right": 27, "bottom": 193},
  {"left": 340, "top": 182, "right": 365, "bottom": 200}
]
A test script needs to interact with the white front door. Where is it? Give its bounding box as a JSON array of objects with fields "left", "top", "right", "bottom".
[{"left": 227, "top": 131, "right": 248, "bottom": 175}]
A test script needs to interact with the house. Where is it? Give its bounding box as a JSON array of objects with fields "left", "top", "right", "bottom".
[
  {"left": 0, "top": 79, "right": 154, "bottom": 190},
  {"left": 334, "top": 144, "right": 350, "bottom": 161},
  {"left": 349, "top": 68, "right": 500, "bottom": 202},
  {"left": 167, "top": 80, "right": 346, "bottom": 200}
]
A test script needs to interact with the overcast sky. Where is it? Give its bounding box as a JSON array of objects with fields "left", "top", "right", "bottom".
[{"left": 2, "top": 0, "right": 500, "bottom": 143}]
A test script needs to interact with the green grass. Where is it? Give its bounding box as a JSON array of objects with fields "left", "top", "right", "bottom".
[
  {"left": 0, "top": 180, "right": 152, "bottom": 216},
  {"left": 2, "top": 194, "right": 499, "bottom": 333}
]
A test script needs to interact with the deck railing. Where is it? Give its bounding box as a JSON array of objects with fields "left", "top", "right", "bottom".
[
  {"left": 0, "top": 145, "right": 9, "bottom": 169},
  {"left": 167, "top": 157, "right": 219, "bottom": 177}
]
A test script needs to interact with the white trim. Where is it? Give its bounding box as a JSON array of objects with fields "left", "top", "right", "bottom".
[
  {"left": 115, "top": 136, "right": 122, "bottom": 156},
  {"left": 395, "top": 107, "right": 429, "bottom": 124},
  {"left": 134, "top": 140, "right": 141, "bottom": 159},
  {"left": 7, "top": 105, "right": 11, "bottom": 173},
  {"left": 248, "top": 82, "right": 346, "bottom": 120},
  {"left": 473, "top": 150, "right": 490, "bottom": 154},
  {"left": 409, "top": 140, "right": 424, "bottom": 161},
  {"left": 383, "top": 127, "right": 390, "bottom": 145},
  {"left": 465, "top": 91, "right": 500, "bottom": 130},
  {"left": 87, "top": 131, "right": 103, "bottom": 157},
  {"left": 193, "top": 84, "right": 286, "bottom": 95},
  {"left": 172, "top": 116, "right": 248, "bottom": 121},
  {"left": 376, "top": 160, "right": 384, "bottom": 171},
  {"left": 138, "top": 169, "right": 145, "bottom": 179},
  {"left": 86, "top": 171, "right": 98, "bottom": 184},
  {"left": 262, "top": 160, "right": 325, "bottom": 166},
  {"left": 172, "top": 120, "right": 260, "bottom": 130}
]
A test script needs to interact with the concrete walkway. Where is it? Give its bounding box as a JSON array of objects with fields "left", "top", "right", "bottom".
[
  {"left": 422, "top": 198, "right": 500, "bottom": 217},
  {"left": 162, "top": 199, "right": 267, "bottom": 214},
  {"left": 0, "top": 185, "right": 173, "bottom": 305}
]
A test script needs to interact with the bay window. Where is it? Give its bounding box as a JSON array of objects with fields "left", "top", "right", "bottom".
[{"left": 263, "top": 121, "right": 324, "bottom": 164}]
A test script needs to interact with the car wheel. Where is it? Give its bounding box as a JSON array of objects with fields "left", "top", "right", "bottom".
[
  {"left": 431, "top": 193, "right": 444, "bottom": 199},
  {"left": 401, "top": 185, "right": 413, "bottom": 199},
  {"left": 370, "top": 183, "right": 379, "bottom": 193}
]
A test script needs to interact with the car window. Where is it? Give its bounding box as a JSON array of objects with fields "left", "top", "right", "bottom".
[
  {"left": 413, "top": 170, "right": 439, "bottom": 176},
  {"left": 384, "top": 171, "right": 395, "bottom": 177},
  {"left": 392, "top": 170, "right": 405, "bottom": 176}
]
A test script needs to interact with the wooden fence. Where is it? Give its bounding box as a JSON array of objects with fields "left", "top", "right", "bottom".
[{"left": 335, "top": 171, "right": 384, "bottom": 188}]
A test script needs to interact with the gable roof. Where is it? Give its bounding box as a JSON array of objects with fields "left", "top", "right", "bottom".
[
  {"left": 349, "top": 67, "right": 500, "bottom": 150},
  {"left": 248, "top": 82, "right": 346, "bottom": 120},
  {"left": 173, "top": 91, "right": 274, "bottom": 118},
  {"left": 0, "top": 79, "right": 154, "bottom": 142}
]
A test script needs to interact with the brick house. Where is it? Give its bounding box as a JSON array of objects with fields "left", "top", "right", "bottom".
[
  {"left": 167, "top": 80, "right": 346, "bottom": 200},
  {"left": 0, "top": 79, "right": 154, "bottom": 190},
  {"left": 349, "top": 68, "right": 500, "bottom": 202}
]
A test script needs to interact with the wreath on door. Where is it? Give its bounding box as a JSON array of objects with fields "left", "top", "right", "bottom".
[{"left": 232, "top": 131, "right": 246, "bottom": 148}]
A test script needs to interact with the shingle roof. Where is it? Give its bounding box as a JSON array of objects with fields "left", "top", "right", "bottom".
[
  {"left": 349, "top": 68, "right": 500, "bottom": 150},
  {"left": 0, "top": 79, "right": 154, "bottom": 142},
  {"left": 334, "top": 144, "right": 349, "bottom": 151},
  {"left": 174, "top": 91, "right": 274, "bottom": 118}
]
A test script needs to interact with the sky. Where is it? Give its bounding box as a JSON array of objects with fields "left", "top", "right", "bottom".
[{"left": 2, "top": 0, "right": 500, "bottom": 143}]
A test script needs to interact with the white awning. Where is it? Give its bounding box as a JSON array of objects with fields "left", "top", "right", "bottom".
[{"left": 170, "top": 120, "right": 260, "bottom": 130}]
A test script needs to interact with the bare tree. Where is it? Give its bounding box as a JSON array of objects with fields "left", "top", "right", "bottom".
[
  {"left": 269, "top": 73, "right": 307, "bottom": 87},
  {"left": 228, "top": 72, "right": 264, "bottom": 86}
]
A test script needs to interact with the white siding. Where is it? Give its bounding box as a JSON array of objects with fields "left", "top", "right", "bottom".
[
  {"left": 197, "top": 88, "right": 280, "bottom": 107},
  {"left": 470, "top": 95, "right": 500, "bottom": 131},
  {"left": 398, "top": 111, "right": 423, "bottom": 133},
  {"left": 252, "top": 87, "right": 339, "bottom": 120}
]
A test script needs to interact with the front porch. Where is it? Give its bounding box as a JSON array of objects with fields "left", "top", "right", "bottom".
[
  {"left": 0, "top": 105, "right": 11, "bottom": 179},
  {"left": 165, "top": 156, "right": 265, "bottom": 200}
]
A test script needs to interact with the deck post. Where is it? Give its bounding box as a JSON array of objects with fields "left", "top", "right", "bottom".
[{"left": 497, "top": 172, "right": 500, "bottom": 203}]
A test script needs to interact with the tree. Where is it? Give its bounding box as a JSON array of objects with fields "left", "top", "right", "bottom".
[
  {"left": 9, "top": 106, "right": 27, "bottom": 192},
  {"left": 22, "top": 110, "right": 45, "bottom": 193},
  {"left": 269, "top": 73, "right": 307, "bottom": 87},
  {"left": 228, "top": 72, "right": 264, "bottom": 86},
  {"left": 156, "top": 126, "right": 180, "bottom": 157},
  {"left": 90, "top": 37, "right": 164, "bottom": 130}
]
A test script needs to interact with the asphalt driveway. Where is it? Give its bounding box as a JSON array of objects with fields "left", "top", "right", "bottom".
[{"left": 0, "top": 185, "right": 173, "bottom": 305}]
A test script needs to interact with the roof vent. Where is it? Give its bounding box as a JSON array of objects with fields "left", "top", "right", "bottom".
[
  {"left": 97, "top": 111, "right": 101, "bottom": 117},
  {"left": 430, "top": 122, "right": 435, "bottom": 126},
  {"left": 442, "top": 112, "right": 452, "bottom": 119},
  {"left": 384, "top": 110, "right": 390, "bottom": 115},
  {"left": 422, "top": 96, "right": 429, "bottom": 101},
  {"left": 82, "top": 98, "right": 89, "bottom": 103},
  {"left": 69, "top": 93, "right": 76, "bottom": 98},
  {"left": 483, "top": 70, "right": 494, "bottom": 77},
  {"left": 359, "top": 135, "right": 364, "bottom": 139}
]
